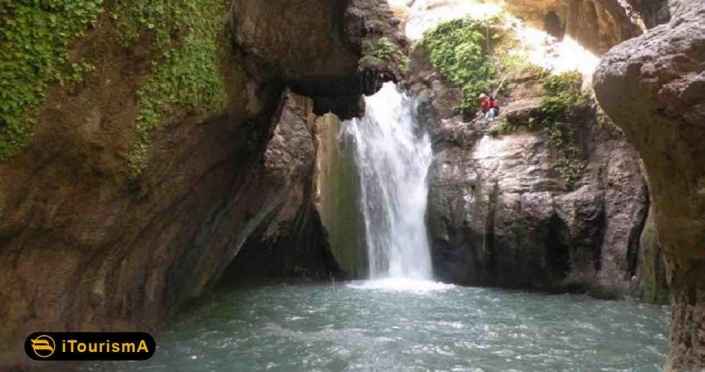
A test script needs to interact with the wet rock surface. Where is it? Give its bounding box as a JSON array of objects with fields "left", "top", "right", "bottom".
[{"left": 313, "top": 114, "right": 368, "bottom": 277}]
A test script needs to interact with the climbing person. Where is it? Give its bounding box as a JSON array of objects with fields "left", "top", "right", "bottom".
[{"left": 479, "top": 93, "right": 499, "bottom": 120}]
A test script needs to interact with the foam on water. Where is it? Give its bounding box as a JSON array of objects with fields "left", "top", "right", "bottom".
[{"left": 347, "top": 278, "right": 456, "bottom": 293}]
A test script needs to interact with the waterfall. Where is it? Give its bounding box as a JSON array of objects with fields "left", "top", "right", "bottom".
[{"left": 344, "top": 83, "right": 434, "bottom": 280}]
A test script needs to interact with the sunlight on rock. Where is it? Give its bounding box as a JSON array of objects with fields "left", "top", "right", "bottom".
[
  {"left": 390, "top": 0, "right": 601, "bottom": 81},
  {"left": 402, "top": 0, "right": 503, "bottom": 41},
  {"left": 508, "top": 24, "right": 601, "bottom": 84}
]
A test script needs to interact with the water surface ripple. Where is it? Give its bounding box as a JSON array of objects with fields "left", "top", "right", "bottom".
[{"left": 95, "top": 282, "right": 670, "bottom": 372}]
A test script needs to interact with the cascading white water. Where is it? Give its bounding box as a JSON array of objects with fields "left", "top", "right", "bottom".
[{"left": 344, "top": 82, "right": 434, "bottom": 280}]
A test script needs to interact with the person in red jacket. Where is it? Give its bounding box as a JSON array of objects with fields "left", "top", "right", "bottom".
[{"left": 479, "top": 93, "right": 499, "bottom": 120}]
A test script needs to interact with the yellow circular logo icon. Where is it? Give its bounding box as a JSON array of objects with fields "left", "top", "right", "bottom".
[{"left": 30, "top": 335, "right": 55, "bottom": 359}]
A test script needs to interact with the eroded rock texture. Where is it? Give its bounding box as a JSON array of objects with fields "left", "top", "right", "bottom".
[
  {"left": 625, "top": 0, "right": 671, "bottom": 28},
  {"left": 219, "top": 92, "right": 343, "bottom": 283},
  {"left": 0, "top": 87, "right": 340, "bottom": 364},
  {"left": 594, "top": 1, "right": 705, "bottom": 368},
  {"left": 637, "top": 205, "right": 670, "bottom": 304},
  {"left": 0, "top": 0, "right": 403, "bottom": 365},
  {"left": 231, "top": 0, "right": 407, "bottom": 118},
  {"left": 407, "top": 48, "right": 650, "bottom": 296}
]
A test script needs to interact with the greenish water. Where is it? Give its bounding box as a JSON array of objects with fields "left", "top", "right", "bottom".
[{"left": 93, "top": 280, "right": 670, "bottom": 371}]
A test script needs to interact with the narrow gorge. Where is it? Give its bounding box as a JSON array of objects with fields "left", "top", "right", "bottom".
[{"left": 0, "top": 0, "right": 701, "bottom": 371}]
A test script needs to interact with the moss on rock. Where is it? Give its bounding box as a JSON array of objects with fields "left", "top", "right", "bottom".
[
  {"left": 122, "top": 0, "right": 230, "bottom": 177},
  {"left": 0, "top": 0, "right": 232, "bottom": 176},
  {"left": 361, "top": 36, "right": 409, "bottom": 74},
  {"left": 0, "top": 0, "right": 104, "bottom": 160},
  {"left": 638, "top": 210, "right": 670, "bottom": 304}
]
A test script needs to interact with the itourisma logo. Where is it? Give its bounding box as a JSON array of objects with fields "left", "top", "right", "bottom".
[{"left": 25, "top": 332, "right": 156, "bottom": 361}]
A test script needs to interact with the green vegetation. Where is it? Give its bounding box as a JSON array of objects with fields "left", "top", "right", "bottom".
[
  {"left": 113, "top": 1, "right": 198, "bottom": 49},
  {"left": 123, "top": 0, "right": 230, "bottom": 177},
  {"left": 0, "top": 0, "right": 229, "bottom": 174},
  {"left": 0, "top": 0, "right": 104, "bottom": 160},
  {"left": 540, "top": 71, "right": 589, "bottom": 188},
  {"left": 361, "top": 36, "right": 410, "bottom": 74},
  {"left": 421, "top": 17, "right": 503, "bottom": 114},
  {"left": 487, "top": 117, "right": 511, "bottom": 136},
  {"left": 490, "top": 71, "right": 590, "bottom": 188},
  {"left": 422, "top": 16, "right": 589, "bottom": 188}
]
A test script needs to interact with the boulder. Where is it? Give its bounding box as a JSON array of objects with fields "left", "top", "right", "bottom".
[
  {"left": 594, "top": 1, "right": 705, "bottom": 368},
  {"left": 231, "top": 0, "right": 408, "bottom": 118}
]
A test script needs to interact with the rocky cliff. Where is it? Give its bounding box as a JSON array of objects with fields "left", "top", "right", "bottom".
[
  {"left": 405, "top": 50, "right": 654, "bottom": 296},
  {"left": 594, "top": 1, "right": 705, "bottom": 368},
  {"left": 0, "top": 0, "right": 403, "bottom": 365}
]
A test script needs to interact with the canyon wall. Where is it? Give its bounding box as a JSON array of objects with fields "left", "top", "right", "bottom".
[
  {"left": 0, "top": 0, "right": 403, "bottom": 365},
  {"left": 313, "top": 114, "right": 369, "bottom": 277},
  {"left": 405, "top": 51, "right": 652, "bottom": 297},
  {"left": 594, "top": 1, "right": 705, "bottom": 368},
  {"left": 479, "top": 0, "right": 642, "bottom": 53},
  {"left": 0, "top": 0, "right": 696, "bottom": 368},
  {"left": 389, "top": 0, "right": 674, "bottom": 300}
]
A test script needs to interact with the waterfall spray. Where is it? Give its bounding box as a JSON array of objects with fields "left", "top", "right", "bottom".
[{"left": 344, "top": 83, "right": 434, "bottom": 280}]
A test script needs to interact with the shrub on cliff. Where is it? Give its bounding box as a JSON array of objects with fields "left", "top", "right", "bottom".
[
  {"left": 119, "top": 0, "right": 230, "bottom": 177},
  {"left": 361, "top": 36, "right": 410, "bottom": 75},
  {"left": 0, "top": 0, "right": 230, "bottom": 178},
  {"left": 490, "top": 71, "right": 590, "bottom": 188},
  {"left": 420, "top": 17, "right": 503, "bottom": 115},
  {"left": 540, "top": 72, "right": 589, "bottom": 187},
  {"left": 0, "top": 0, "right": 103, "bottom": 160}
]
